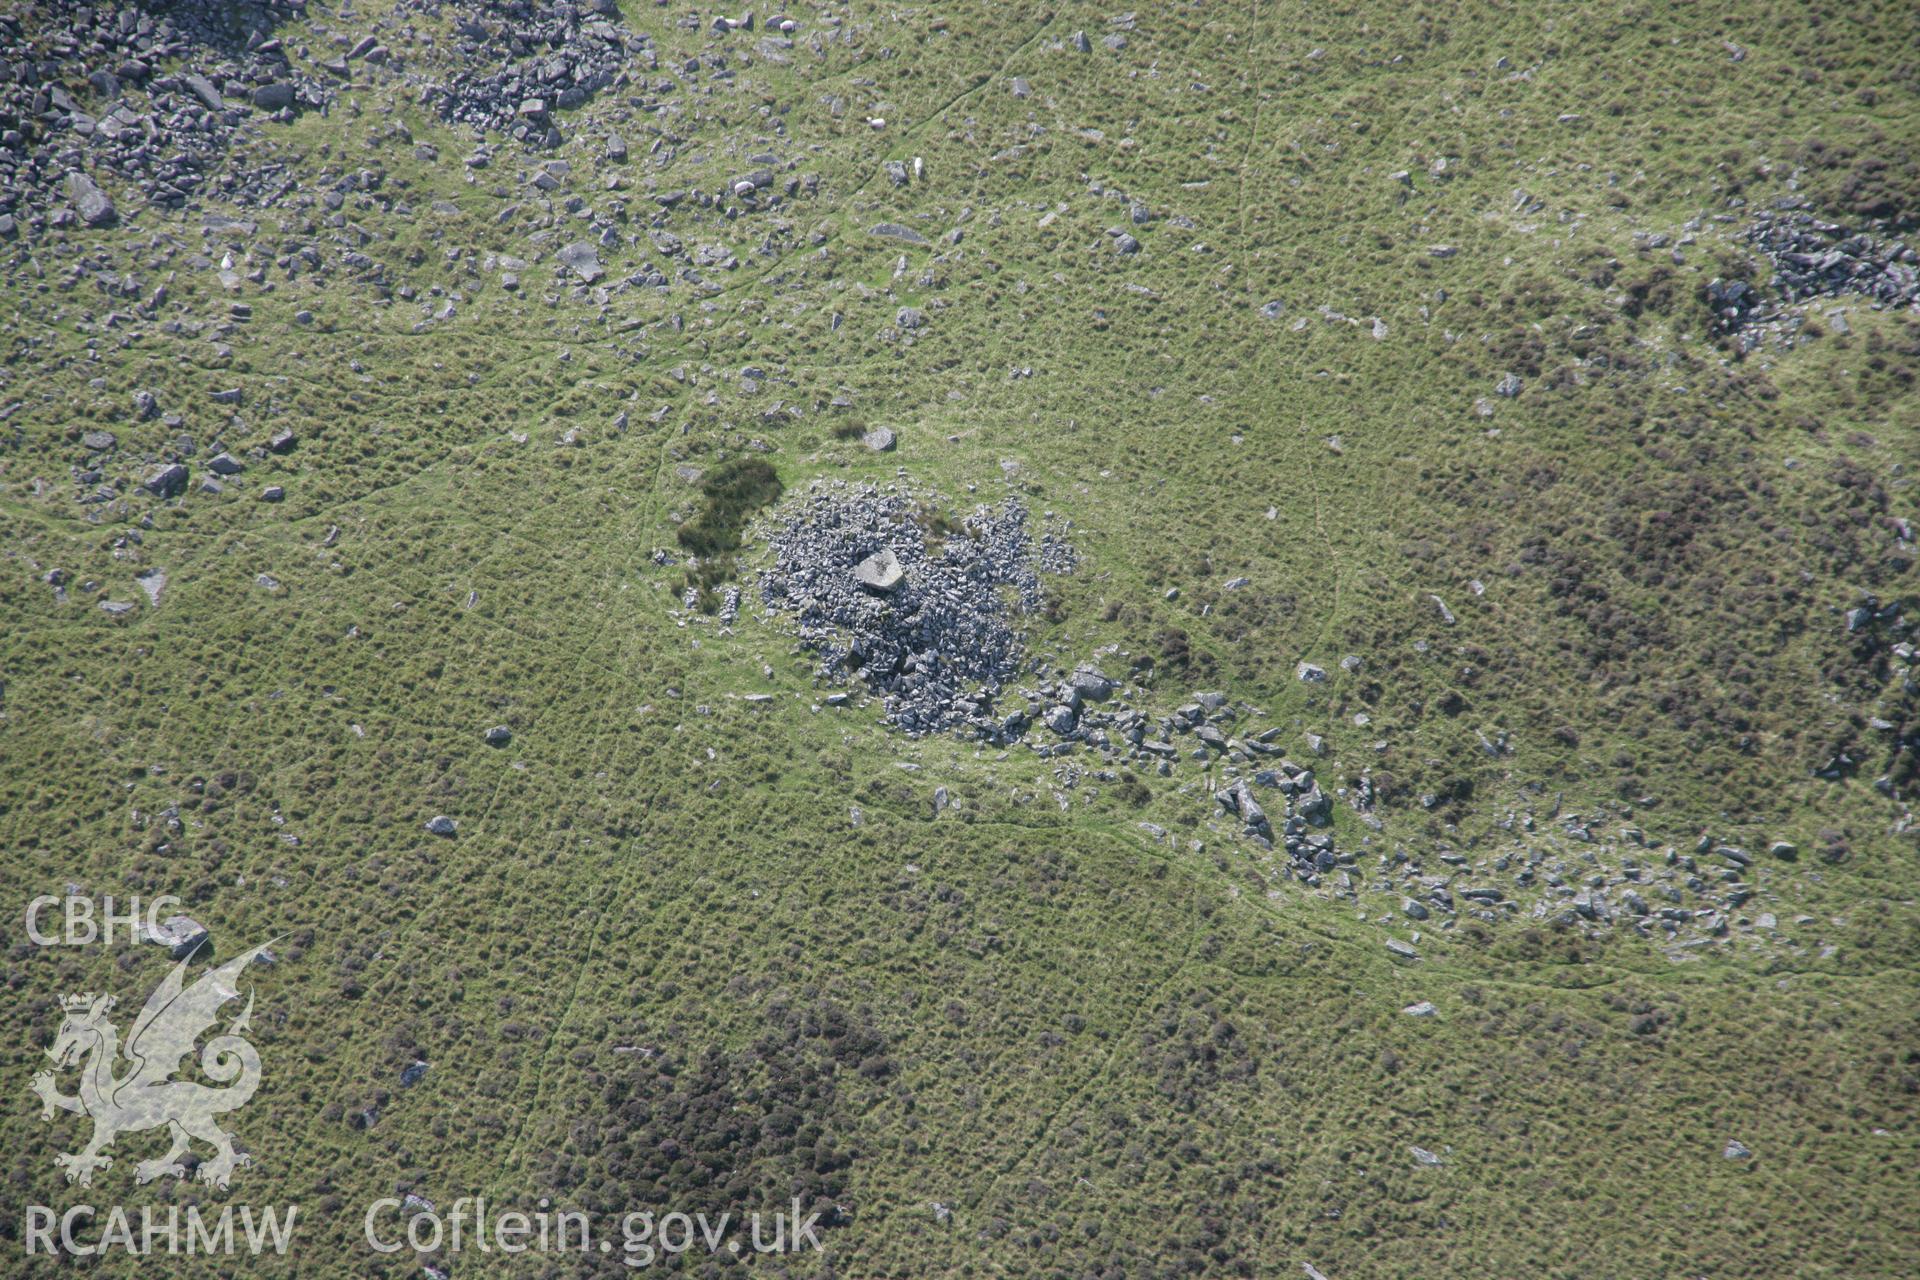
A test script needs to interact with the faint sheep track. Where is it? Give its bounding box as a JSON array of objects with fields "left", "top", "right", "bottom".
[
  {"left": 1295, "top": 409, "right": 1350, "bottom": 661},
  {"left": 492, "top": 416, "right": 688, "bottom": 1180},
  {"left": 1235, "top": 0, "right": 1272, "bottom": 246},
  {"left": 92, "top": 464, "right": 586, "bottom": 840},
  {"left": 7, "top": 305, "right": 796, "bottom": 901},
  {"left": 900, "top": 811, "right": 1908, "bottom": 1000},
  {"left": 487, "top": 12, "right": 1074, "bottom": 1171},
  {"left": 970, "top": 932, "right": 1201, "bottom": 1211},
  {"left": 700, "top": 9, "right": 1061, "bottom": 307},
  {"left": 283, "top": 399, "right": 684, "bottom": 1137},
  {"left": 121, "top": 527, "right": 581, "bottom": 944}
]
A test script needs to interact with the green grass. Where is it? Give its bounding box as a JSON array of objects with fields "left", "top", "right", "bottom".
[{"left": 1, "top": 1, "right": 1917, "bottom": 1276}]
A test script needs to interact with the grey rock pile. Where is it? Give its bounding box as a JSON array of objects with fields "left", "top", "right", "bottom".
[
  {"left": 758, "top": 485, "right": 1330, "bottom": 867},
  {"left": 759, "top": 484, "right": 1063, "bottom": 735},
  {"left": 0, "top": 1, "right": 334, "bottom": 235},
  {"left": 1748, "top": 208, "right": 1917, "bottom": 308},
  {"left": 411, "top": 0, "right": 651, "bottom": 146},
  {"left": 1011, "top": 677, "right": 1342, "bottom": 873},
  {"left": 1829, "top": 591, "right": 1917, "bottom": 796},
  {"left": 1713, "top": 206, "right": 1918, "bottom": 334}
]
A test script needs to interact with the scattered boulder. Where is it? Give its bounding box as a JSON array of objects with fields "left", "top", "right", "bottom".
[
  {"left": 425, "top": 815, "right": 458, "bottom": 837},
  {"left": 67, "top": 173, "right": 116, "bottom": 227},
  {"left": 1067, "top": 668, "right": 1116, "bottom": 702},
  {"left": 143, "top": 463, "right": 189, "bottom": 497},
  {"left": 145, "top": 915, "right": 210, "bottom": 959},
  {"left": 855, "top": 548, "right": 906, "bottom": 593},
  {"left": 556, "top": 241, "right": 604, "bottom": 283},
  {"left": 869, "top": 222, "right": 929, "bottom": 245}
]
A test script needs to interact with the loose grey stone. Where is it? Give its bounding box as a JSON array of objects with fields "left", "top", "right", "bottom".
[
  {"left": 855, "top": 548, "right": 906, "bottom": 593},
  {"left": 184, "top": 74, "right": 225, "bottom": 110},
  {"left": 68, "top": 173, "right": 116, "bottom": 227},
  {"left": 144, "top": 463, "right": 189, "bottom": 497},
  {"left": 556, "top": 240, "right": 604, "bottom": 283},
  {"left": 869, "top": 222, "right": 929, "bottom": 245},
  {"left": 1067, "top": 668, "right": 1116, "bottom": 701},
  {"left": 145, "top": 915, "right": 210, "bottom": 959}
]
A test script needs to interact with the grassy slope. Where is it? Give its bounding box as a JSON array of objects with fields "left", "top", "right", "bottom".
[{"left": 1, "top": 1, "right": 1917, "bottom": 1276}]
